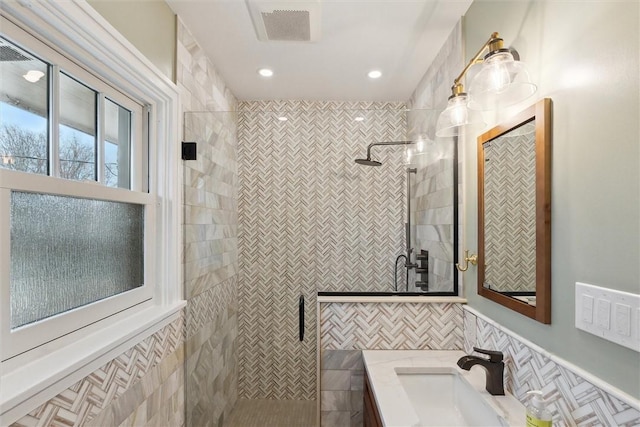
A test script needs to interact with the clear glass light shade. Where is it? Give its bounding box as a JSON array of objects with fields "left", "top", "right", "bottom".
[
  {"left": 435, "top": 94, "right": 484, "bottom": 137},
  {"left": 468, "top": 51, "right": 537, "bottom": 110},
  {"left": 405, "top": 147, "right": 413, "bottom": 163}
]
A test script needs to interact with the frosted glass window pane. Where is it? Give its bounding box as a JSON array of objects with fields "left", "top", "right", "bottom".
[
  {"left": 10, "top": 191, "right": 144, "bottom": 329},
  {"left": 0, "top": 36, "right": 49, "bottom": 175}
]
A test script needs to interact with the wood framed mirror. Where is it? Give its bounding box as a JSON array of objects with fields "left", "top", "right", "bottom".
[{"left": 477, "top": 98, "right": 552, "bottom": 323}]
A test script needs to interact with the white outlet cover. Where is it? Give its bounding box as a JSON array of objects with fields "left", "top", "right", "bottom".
[{"left": 575, "top": 282, "right": 640, "bottom": 353}]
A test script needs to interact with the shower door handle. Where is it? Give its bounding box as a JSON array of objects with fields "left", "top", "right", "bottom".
[{"left": 299, "top": 295, "right": 304, "bottom": 342}]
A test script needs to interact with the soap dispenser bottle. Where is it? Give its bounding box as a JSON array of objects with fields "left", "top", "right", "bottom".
[{"left": 526, "top": 390, "right": 552, "bottom": 427}]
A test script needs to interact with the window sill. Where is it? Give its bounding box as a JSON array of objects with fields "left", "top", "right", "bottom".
[{"left": 0, "top": 300, "right": 186, "bottom": 425}]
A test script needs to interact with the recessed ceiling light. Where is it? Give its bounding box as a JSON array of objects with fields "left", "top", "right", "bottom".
[
  {"left": 368, "top": 70, "right": 382, "bottom": 79},
  {"left": 354, "top": 117, "right": 365, "bottom": 122},
  {"left": 277, "top": 116, "right": 287, "bottom": 121},
  {"left": 23, "top": 70, "right": 45, "bottom": 83},
  {"left": 258, "top": 68, "right": 274, "bottom": 77}
]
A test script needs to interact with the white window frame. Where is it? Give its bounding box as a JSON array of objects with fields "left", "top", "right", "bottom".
[
  {"left": 0, "top": 18, "right": 153, "bottom": 360},
  {"left": 0, "top": 174, "right": 157, "bottom": 359},
  {"left": 0, "top": 1, "right": 183, "bottom": 424}
]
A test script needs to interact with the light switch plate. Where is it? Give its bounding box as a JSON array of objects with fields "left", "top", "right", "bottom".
[
  {"left": 575, "top": 282, "right": 640, "bottom": 352},
  {"left": 596, "top": 299, "right": 611, "bottom": 330},
  {"left": 581, "top": 295, "right": 594, "bottom": 323},
  {"left": 615, "top": 303, "right": 631, "bottom": 336}
]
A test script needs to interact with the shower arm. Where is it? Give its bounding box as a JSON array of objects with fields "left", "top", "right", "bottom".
[{"left": 364, "top": 141, "right": 415, "bottom": 160}]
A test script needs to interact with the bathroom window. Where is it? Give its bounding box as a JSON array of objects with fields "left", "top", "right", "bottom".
[
  {"left": 0, "top": 17, "right": 157, "bottom": 361},
  {"left": 0, "top": 36, "right": 145, "bottom": 190}
]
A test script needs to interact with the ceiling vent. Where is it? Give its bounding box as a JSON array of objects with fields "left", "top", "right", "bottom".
[
  {"left": 245, "top": 0, "right": 321, "bottom": 42},
  {"left": 0, "top": 39, "right": 33, "bottom": 62}
]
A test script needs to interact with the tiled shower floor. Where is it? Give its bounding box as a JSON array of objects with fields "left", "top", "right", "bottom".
[{"left": 224, "top": 399, "right": 317, "bottom": 427}]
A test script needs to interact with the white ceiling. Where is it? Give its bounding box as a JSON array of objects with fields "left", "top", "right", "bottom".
[{"left": 165, "top": 0, "right": 473, "bottom": 102}]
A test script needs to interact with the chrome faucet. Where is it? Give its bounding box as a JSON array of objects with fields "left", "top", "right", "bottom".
[{"left": 457, "top": 347, "right": 505, "bottom": 395}]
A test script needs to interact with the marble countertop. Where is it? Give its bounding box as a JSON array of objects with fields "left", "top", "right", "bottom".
[{"left": 362, "top": 350, "right": 525, "bottom": 427}]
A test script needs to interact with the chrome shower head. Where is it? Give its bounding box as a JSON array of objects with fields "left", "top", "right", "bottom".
[
  {"left": 354, "top": 140, "right": 415, "bottom": 167},
  {"left": 355, "top": 158, "right": 382, "bottom": 166}
]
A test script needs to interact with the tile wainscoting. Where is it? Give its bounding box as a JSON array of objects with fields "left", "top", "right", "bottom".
[
  {"left": 318, "top": 300, "right": 465, "bottom": 427},
  {"left": 185, "top": 277, "right": 238, "bottom": 427},
  {"left": 464, "top": 307, "right": 640, "bottom": 427},
  {"left": 11, "top": 314, "right": 185, "bottom": 427}
]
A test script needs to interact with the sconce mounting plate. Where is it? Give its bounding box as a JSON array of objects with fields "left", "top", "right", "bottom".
[{"left": 182, "top": 142, "right": 197, "bottom": 161}]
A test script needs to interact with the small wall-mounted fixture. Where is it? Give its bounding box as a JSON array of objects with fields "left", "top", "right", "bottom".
[
  {"left": 456, "top": 250, "right": 478, "bottom": 272},
  {"left": 436, "top": 32, "right": 537, "bottom": 137},
  {"left": 182, "top": 142, "right": 197, "bottom": 160},
  {"left": 415, "top": 250, "right": 429, "bottom": 290}
]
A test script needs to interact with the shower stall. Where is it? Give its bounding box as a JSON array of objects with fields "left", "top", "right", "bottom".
[{"left": 182, "top": 103, "right": 459, "bottom": 423}]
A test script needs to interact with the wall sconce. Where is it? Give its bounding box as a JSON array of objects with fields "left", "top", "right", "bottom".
[{"left": 436, "top": 32, "right": 537, "bottom": 137}]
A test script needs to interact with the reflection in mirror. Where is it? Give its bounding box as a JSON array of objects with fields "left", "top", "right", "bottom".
[
  {"left": 478, "top": 98, "right": 552, "bottom": 323},
  {"left": 483, "top": 120, "right": 536, "bottom": 298}
]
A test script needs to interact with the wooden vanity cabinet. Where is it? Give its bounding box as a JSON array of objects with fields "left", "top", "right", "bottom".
[{"left": 363, "top": 370, "right": 383, "bottom": 427}]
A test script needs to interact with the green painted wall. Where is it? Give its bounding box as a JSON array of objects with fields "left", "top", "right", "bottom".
[
  {"left": 88, "top": 0, "right": 176, "bottom": 82},
  {"left": 462, "top": 0, "right": 639, "bottom": 397}
]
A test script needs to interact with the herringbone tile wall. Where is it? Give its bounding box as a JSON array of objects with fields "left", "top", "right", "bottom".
[
  {"left": 464, "top": 308, "right": 640, "bottom": 426},
  {"left": 184, "top": 280, "right": 238, "bottom": 427},
  {"left": 483, "top": 131, "right": 537, "bottom": 292},
  {"left": 320, "top": 302, "right": 464, "bottom": 350},
  {"left": 12, "top": 315, "right": 185, "bottom": 427},
  {"left": 237, "top": 101, "right": 408, "bottom": 400}
]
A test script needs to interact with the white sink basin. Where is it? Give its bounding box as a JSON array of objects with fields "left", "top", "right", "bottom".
[{"left": 395, "top": 367, "right": 509, "bottom": 427}]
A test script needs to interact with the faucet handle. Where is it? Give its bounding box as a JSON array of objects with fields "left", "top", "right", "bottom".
[{"left": 473, "top": 347, "right": 503, "bottom": 363}]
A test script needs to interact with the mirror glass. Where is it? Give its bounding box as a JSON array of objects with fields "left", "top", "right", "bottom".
[{"left": 478, "top": 98, "right": 551, "bottom": 323}]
